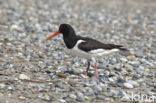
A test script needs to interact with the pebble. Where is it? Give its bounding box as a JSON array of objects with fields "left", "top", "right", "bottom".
[
  {"left": 120, "top": 57, "right": 128, "bottom": 63},
  {"left": 76, "top": 92, "right": 85, "bottom": 102},
  {"left": 151, "top": 88, "right": 156, "bottom": 92},
  {"left": 135, "top": 50, "right": 143, "bottom": 57},
  {"left": 0, "top": 83, "right": 6, "bottom": 89},
  {"left": 10, "top": 24, "right": 20, "bottom": 31},
  {"left": 69, "top": 94, "right": 77, "bottom": 99},
  {"left": 37, "top": 93, "right": 55, "bottom": 101},
  {"left": 108, "top": 77, "right": 115, "bottom": 82},
  {"left": 123, "top": 83, "right": 134, "bottom": 89},
  {"left": 96, "top": 95, "right": 106, "bottom": 100},
  {"left": 117, "top": 91, "right": 126, "bottom": 98},
  {"left": 19, "top": 95, "right": 27, "bottom": 100},
  {"left": 7, "top": 86, "right": 14, "bottom": 91},
  {"left": 23, "top": 93, "right": 31, "bottom": 99},
  {"left": 84, "top": 89, "right": 94, "bottom": 96},
  {"left": 92, "top": 85, "right": 102, "bottom": 94},
  {"left": 127, "top": 80, "right": 140, "bottom": 87},
  {"left": 19, "top": 74, "right": 30, "bottom": 80},
  {"left": 128, "top": 61, "right": 140, "bottom": 66},
  {"left": 59, "top": 99, "right": 66, "bottom": 103},
  {"left": 84, "top": 80, "right": 97, "bottom": 87},
  {"left": 117, "top": 77, "right": 125, "bottom": 83}
]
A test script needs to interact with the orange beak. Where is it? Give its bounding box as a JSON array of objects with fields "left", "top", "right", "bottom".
[{"left": 46, "top": 30, "right": 60, "bottom": 40}]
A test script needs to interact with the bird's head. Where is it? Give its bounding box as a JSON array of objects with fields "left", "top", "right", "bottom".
[{"left": 47, "top": 24, "right": 75, "bottom": 40}]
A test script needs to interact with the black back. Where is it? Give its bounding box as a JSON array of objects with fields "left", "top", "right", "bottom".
[{"left": 78, "top": 37, "right": 127, "bottom": 52}]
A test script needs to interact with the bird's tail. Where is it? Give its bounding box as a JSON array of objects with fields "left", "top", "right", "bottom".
[
  {"left": 118, "top": 46, "right": 131, "bottom": 56},
  {"left": 118, "top": 46, "right": 128, "bottom": 51}
]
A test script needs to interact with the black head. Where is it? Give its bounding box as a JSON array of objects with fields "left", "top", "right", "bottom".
[
  {"left": 46, "top": 24, "right": 76, "bottom": 40},
  {"left": 59, "top": 24, "right": 76, "bottom": 36}
]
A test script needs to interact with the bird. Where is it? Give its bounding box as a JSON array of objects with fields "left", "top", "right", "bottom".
[{"left": 47, "top": 24, "right": 128, "bottom": 78}]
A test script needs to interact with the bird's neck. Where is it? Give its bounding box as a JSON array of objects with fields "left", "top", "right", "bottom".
[{"left": 63, "top": 33, "right": 78, "bottom": 49}]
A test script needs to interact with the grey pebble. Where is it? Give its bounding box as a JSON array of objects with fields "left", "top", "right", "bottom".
[
  {"left": 96, "top": 95, "right": 106, "bottom": 100},
  {"left": 76, "top": 92, "right": 85, "bottom": 102}
]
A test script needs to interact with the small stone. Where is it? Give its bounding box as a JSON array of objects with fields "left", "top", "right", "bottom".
[
  {"left": 146, "top": 81, "right": 154, "bottom": 87},
  {"left": 76, "top": 92, "right": 85, "bottom": 102},
  {"left": 151, "top": 86, "right": 156, "bottom": 92},
  {"left": 117, "top": 77, "right": 125, "bottom": 83},
  {"left": 123, "top": 83, "right": 134, "bottom": 89},
  {"left": 0, "top": 83, "right": 6, "bottom": 89},
  {"left": 19, "top": 96, "right": 26, "bottom": 100},
  {"left": 128, "top": 61, "right": 140, "bottom": 66},
  {"left": 104, "top": 70, "right": 110, "bottom": 76},
  {"left": 57, "top": 74, "right": 67, "bottom": 78},
  {"left": 37, "top": 93, "right": 44, "bottom": 99},
  {"left": 135, "top": 50, "right": 143, "bottom": 57},
  {"left": 84, "top": 89, "right": 94, "bottom": 96},
  {"left": 55, "top": 81, "right": 66, "bottom": 89},
  {"left": 63, "top": 97, "right": 74, "bottom": 102},
  {"left": 23, "top": 93, "right": 31, "bottom": 99},
  {"left": 117, "top": 91, "right": 126, "bottom": 98},
  {"left": 96, "top": 95, "right": 106, "bottom": 100},
  {"left": 92, "top": 85, "right": 102, "bottom": 94},
  {"left": 127, "top": 80, "right": 140, "bottom": 87},
  {"left": 59, "top": 99, "right": 66, "bottom": 103},
  {"left": 127, "top": 55, "right": 136, "bottom": 60},
  {"left": 69, "top": 94, "right": 76, "bottom": 99},
  {"left": 43, "top": 94, "right": 52, "bottom": 101},
  {"left": 19, "top": 74, "right": 30, "bottom": 80},
  {"left": 38, "top": 61, "right": 46, "bottom": 69},
  {"left": 84, "top": 81, "right": 96, "bottom": 87},
  {"left": 7, "top": 86, "right": 14, "bottom": 91},
  {"left": 124, "top": 64, "right": 134, "bottom": 70},
  {"left": 10, "top": 24, "right": 20, "bottom": 31},
  {"left": 45, "top": 70, "right": 52, "bottom": 74},
  {"left": 37, "top": 93, "right": 55, "bottom": 101},
  {"left": 144, "top": 68, "right": 150, "bottom": 73},
  {"left": 108, "top": 78, "right": 114, "bottom": 82},
  {"left": 120, "top": 58, "right": 128, "bottom": 63}
]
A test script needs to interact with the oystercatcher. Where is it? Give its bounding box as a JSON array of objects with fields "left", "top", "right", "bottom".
[{"left": 47, "top": 24, "right": 127, "bottom": 78}]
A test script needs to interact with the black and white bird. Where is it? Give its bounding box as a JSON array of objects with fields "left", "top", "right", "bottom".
[{"left": 47, "top": 24, "right": 127, "bottom": 78}]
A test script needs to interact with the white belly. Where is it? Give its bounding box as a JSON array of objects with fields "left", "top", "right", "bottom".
[
  {"left": 69, "top": 48, "right": 92, "bottom": 59},
  {"left": 65, "top": 48, "right": 120, "bottom": 60}
]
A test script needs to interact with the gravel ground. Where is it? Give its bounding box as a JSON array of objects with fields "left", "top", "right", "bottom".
[{"left": 0, "top": 0, "right": 156, "bottom": 103}]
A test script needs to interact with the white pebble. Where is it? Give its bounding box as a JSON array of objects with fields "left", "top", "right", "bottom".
[
  {"left": 19, "top": 74, "right": 30, "bottom": 80},
  {"left": 123, "top": 83, "right": 134, "bottom": 89}
]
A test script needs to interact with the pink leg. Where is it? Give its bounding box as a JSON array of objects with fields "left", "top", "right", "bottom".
[
  {"left": 85, "top": 61, "right": 90, "bottom": 77},
  {"left": 94, "top": 62, "right": 98, "bottom": 78}
]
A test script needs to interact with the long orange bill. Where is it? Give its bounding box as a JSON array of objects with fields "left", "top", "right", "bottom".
[{"left": 46, "top": 30, "right": 60, "bottom": 40}]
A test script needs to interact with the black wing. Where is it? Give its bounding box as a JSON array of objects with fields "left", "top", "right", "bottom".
[{"left": 78, "top": 37, "right": 127, "bottom": 52}]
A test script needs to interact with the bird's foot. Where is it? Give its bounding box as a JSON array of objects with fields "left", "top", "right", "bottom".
[
  {"left": 84, "top": 72, "right": 88, "bottom": 77},
  {"left": 92, "top": 75, "right": 98, "bottom": 78},
  {"left": 92, "top": 73, "right": 98, "bottom": 78}
]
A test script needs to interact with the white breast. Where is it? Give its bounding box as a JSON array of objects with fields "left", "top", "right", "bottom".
[{"left": 69, "top": 40, "right": 92, "bottom": 59}]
